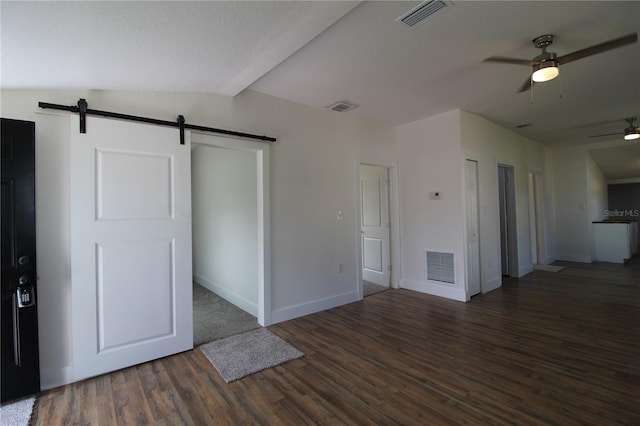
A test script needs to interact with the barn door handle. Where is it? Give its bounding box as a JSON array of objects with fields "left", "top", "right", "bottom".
[{"left": 12, "top": 293, "right": 21, "bottom": 366}]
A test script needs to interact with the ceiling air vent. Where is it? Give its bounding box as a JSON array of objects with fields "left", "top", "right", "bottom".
[
  {"left": 397, "top": 0, "right": 452, "bottom": 28},
  {"left": 327, "top": 101, "right": 358, "bottom": 113}
]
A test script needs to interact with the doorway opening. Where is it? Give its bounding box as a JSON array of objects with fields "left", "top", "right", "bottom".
[
  {"left": 359, "top": 164, "right": 391, "bottom": 298},
  {"left": 190, "top": 133, "right": 270, "bottom": 346},
  {"left": 498, "top": 164, "right": 518, "bottom": 280}
]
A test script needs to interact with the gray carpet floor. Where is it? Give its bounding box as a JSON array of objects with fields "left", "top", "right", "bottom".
[
  {"left": 193, "top": 283, "right": 260, "bottom": 346},
  {"left": 363, "top": 280, "right": 389, "bottom": 297}
]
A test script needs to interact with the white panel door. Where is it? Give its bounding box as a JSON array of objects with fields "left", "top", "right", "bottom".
[
  {"left": 361, "top": 165, "right": 390, "bottom": 286},
  {"left": 465, "top": 160, "right": 481, "bottom": 296},
  {"left": 70, "top": 116, "right": 192, "bottom": 381}
]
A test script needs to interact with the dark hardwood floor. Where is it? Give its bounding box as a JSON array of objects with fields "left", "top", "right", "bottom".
[{"left": 32, "top": 259, "right": 640, "bottom": 425}]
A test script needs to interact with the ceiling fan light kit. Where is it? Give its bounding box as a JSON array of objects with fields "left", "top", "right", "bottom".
[
  {"left": 483, "top": 32, "right": 638, "bottom": 92},
  {"left": 624, "top": 129, "right": 640, "bottom": 141},
  {"left": 590, "top": 117, "right": 640, "bottom": 141},
  {"left": 531, "top": 35, "right": 559, "bottom": 82},
  {"left": 531, "top": 57, "right": 559, "bottom": 82},
  {"left": 623, "top": 117, "right": 640, "bottom": 141}
]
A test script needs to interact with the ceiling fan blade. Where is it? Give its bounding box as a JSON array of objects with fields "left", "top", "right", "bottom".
[
  {"left": 557, "top": 32, "right": 638, "bottom": 65},
  {"left": 589, "top": 132, "right": 624, "bottom": 138},
  {"left": 516, "top": 76, "right": 532, "bottom": 93},
  {"left": 483, "top": 56, "right": 535, "bottom": 66}
]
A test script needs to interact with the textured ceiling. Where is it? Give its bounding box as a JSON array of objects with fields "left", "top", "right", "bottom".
[
  {"left": 0, "top": 1, "right": 359, "bottom": 95},
  {"left": 2, "top": 1, "right": 639, "bottom": 179}
]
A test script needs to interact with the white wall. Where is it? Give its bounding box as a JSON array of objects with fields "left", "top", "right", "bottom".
[
  {"left": 396, "top": 109, "right": 554, "bottom": 302},
  {"left": 396, "top": 110, "right": 467, "bottom": 301},
  {"left": 542, "top": 148, "right": 557, "bottom": 263},
  {"left": 586, "top": 153, "right": 608, "bottom": 259},
  {"left": 553, "top": 145, "right": 607, "bottom": 263},
  {"left": 0, "top": 88, "right": 396, "bottom": 388},
  {"left": 460, "top": 111, "right": 553, "bottom": 284},
  {"left": 192, "top": 145, "right": 258, "bottom": 316},
  {"left": 32, "top": 112, "right": 74, "bottom": 387},
  {"left": 553, "top": 149, "right": 590, "bottom": 262}
]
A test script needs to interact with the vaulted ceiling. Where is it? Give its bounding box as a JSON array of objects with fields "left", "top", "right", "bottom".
[{"left": 2, "top": 1, "right": 639, "bottom": 178}]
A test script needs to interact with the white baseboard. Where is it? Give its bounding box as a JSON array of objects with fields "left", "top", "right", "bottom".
[
  {"left": 555, "top": 254, "right": 592, "bottom": 263},
  {"left": 481, "top": 277, "right": 502, "bottom": 294},
  {"left": 271, "top": 290, "right": 359, "bottom": 324},
  {"left": 40, "top": 365, "right": 74, "bottom": 390},
  {"left": 518, "top": 263, "right": 533, "bottom": 277},
  {"left": 400, "top": 279, "right": 467, "bottom": 302},
  {"left": 193, "top": 274, "right": 258, "bottom": 317}
]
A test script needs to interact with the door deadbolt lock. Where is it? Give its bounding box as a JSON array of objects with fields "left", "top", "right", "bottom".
[
  {"left": 18, "top": 255, "right": 30, "bottom": 265},
  {"left": 17, "top": 287, "right": 35, "bottom": 308},
  {"left": 18, "top": 275, "right": 30, "bottom": 286}
]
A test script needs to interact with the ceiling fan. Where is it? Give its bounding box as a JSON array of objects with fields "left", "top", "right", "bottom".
[
  {"left": 483, "top": 33, "right": 638, "bottom": 92},
  {"left": 589, "top": 117, "right": 640, "bottom": 141}
]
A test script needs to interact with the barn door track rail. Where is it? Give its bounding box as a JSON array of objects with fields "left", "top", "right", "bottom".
[{"left": 38, "top": 98, "right": 277, "bottom": 144}]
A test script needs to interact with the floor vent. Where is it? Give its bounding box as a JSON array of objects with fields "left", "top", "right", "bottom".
[
  {"left": 426, "top": 251, "right": 455, "bottom": 284},
  {"left": 397, "top": 0, "right": 452, "bottom": 28}
]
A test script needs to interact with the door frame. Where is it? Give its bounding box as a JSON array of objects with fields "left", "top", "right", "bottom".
[
  {"left": 356, "top": 162, "right": 400, "bottom": 299},
  {"left": 497, "top": 164, "right": 518, "bottom": 278},
  {"left": 191, "top": 132, "right": 271, "bottom": 326},
  {"left": 359, "top": 164, "right": 391, "bottom": 287},
  {"left": 1, "top": 118, "right": 41, "bottom": 402},
  {"left": 464, "top": 159, "right": 481, "bottom": 297}
]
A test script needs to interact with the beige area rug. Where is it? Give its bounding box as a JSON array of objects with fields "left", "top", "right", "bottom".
[
  {"left": 199, "top": 327, "right": 303, "bottom": 383},
  {"left": 533, "top": 264, "right": 566, "bottom": 272}
]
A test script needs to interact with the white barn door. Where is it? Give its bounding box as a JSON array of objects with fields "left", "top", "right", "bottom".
[{"left": 70, "top": 116, "right": 192, "bottom": 381}]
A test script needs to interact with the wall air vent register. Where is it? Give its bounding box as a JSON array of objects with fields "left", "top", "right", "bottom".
[{"left": 426, "top": 251, "right": 455, "bottom": 284}]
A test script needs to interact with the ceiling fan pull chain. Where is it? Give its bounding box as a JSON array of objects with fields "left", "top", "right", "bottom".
[
  {"left": 530, "top": 77, "right": 535, "bottom": 107},
  {"left": 558, "top": 71, "right": 564, "bottom": 100}
]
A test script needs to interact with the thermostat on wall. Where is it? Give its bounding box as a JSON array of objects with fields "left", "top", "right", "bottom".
[{"left": 430, "top": 191, "right": 442, "bottom": 200}]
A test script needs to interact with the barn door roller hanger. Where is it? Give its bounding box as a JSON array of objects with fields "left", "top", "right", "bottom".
[{"left": 38, "top": 98, "right": 277, "bottom": 144}]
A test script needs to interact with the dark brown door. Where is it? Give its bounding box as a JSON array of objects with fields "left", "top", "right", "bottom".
[{"left": 1, "top": 118, "right": 40, "bottom": 402}]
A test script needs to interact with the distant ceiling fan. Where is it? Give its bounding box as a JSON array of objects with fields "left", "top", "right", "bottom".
[
  {"left": 483, "top": 33, "right": 638, "bottom": 92},
  {"left": 590, "top": 117, "right": 640, "bottom": 141}
]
